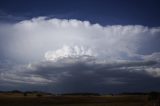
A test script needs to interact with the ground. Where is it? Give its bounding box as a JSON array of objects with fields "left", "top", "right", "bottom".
[{"left": 0, "top": 92, "right": 156, "bottom": 106}]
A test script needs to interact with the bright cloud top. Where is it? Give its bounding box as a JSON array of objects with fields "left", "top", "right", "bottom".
[
  {"left": 1, "top": 17, "right": 160, "bottom": 63},
  {"left": 45, "top": 45, "right": 95, "bottom": 61}
]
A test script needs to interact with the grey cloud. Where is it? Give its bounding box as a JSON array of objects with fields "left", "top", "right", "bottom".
[
  {"left": 0, "top": 17, "right": 160, "bottom": 93},
  {"left": 143, "top": 52, "right": 160, "bottom": 62},
  {"left": 1, "top": 56, "right": 160, "bottom": 93}
]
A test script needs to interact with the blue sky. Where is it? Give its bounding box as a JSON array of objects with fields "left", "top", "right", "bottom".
[
  {"left": 0, "top": 0, "right": 160, "bottom": 26},
  {"left": 0, "top": 0, "right": 160, "bottom": 93}
]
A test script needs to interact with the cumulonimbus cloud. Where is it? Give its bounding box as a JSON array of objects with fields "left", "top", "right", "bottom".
[
  {"left": 0, "top": 17, "right": 160, "bottom": 62},
  {"left": 0, "top": 17, "right": 160, "bottom": 92}
]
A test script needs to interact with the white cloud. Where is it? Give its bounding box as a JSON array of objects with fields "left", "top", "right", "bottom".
[
  {"left": 45, "top": 45, "right": 95, "bottom": 61},
  {"left": 0, "top": 17, "right": 160, "bottom": 92},
  {"left": 0, "top": 17, "right": 160, "bottom": 63}
]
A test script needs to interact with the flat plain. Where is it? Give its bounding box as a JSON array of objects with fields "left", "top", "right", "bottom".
[{"left": 0, "top": 93, "right": 155, "bottom": 106}]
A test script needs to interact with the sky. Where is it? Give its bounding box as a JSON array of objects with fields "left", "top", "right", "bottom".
[{"left": 0, "top": 0, "right": 160, "bottom": 93}]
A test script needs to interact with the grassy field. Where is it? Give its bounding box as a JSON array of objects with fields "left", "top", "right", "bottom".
[{"left": 0, "top": 93, "right": 156, "bottom": 106}]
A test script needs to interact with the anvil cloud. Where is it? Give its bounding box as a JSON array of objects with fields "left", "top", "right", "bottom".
[{"left": 0, "top": 17, "right": 160, "bottom": 93}]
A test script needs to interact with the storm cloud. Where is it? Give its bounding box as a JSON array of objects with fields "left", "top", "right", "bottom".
[{"left": 0, "top": 17, "right": 160, "bottom": 93}]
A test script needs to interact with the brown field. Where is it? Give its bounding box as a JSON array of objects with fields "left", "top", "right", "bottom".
[{"left": 0, "top": 93, "right": 156, "bottom": 106}]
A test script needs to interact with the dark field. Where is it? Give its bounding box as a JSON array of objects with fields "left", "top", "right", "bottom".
[{"left": 0, "top": 93, "right": 159, "bottom": 106}]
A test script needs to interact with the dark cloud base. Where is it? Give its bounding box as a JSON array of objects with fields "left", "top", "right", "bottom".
[{"left": 1, "top": 57, "right": 160, "bottom": 93}]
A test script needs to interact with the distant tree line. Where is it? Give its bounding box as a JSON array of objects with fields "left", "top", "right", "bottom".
[{"left": 0, "top": 90, "right": 160, "bottom": 97}]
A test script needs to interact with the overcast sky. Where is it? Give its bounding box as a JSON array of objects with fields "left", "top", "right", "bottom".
[{"left": 0, "top": 0, "right": 160, "bottom": 93}]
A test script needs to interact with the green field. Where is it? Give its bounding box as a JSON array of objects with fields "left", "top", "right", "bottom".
[{"left": 0, "top": 93, "right": 157, "bottom": 106}]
